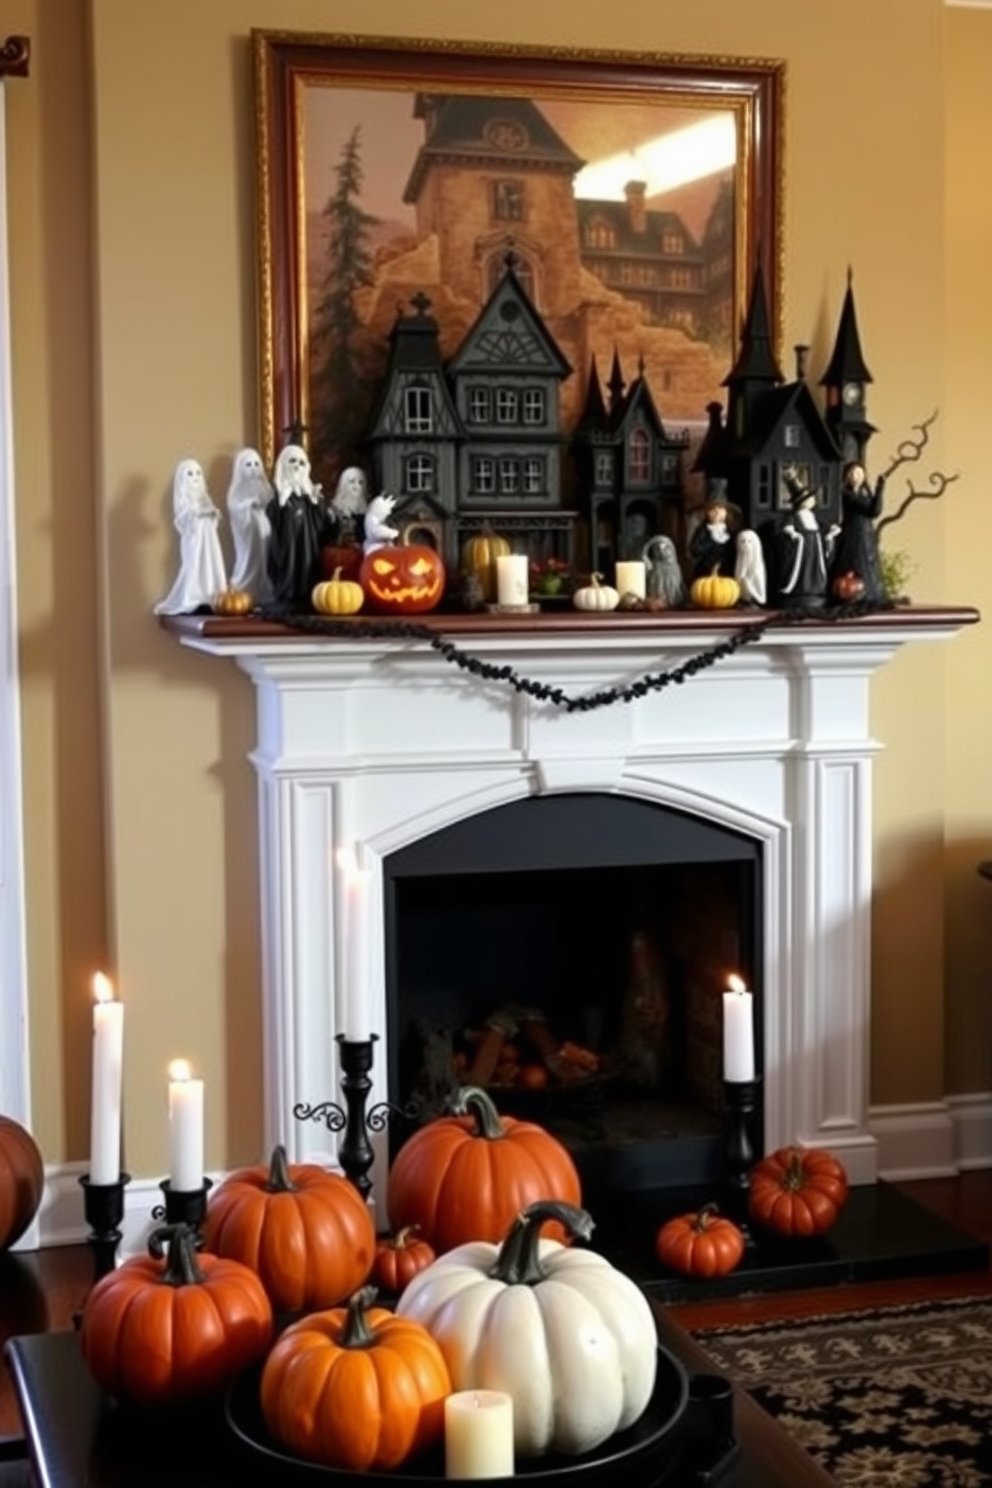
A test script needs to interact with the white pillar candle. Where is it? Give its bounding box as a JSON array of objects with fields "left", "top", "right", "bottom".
[
  {"left": 337, "top": 847, "right": 372, "bottom": 1041},
  {"left": 444, "top": 1391, "right": 514, "bottom": 1479},
  {"left": 167, "top": 1059, "right": 205, "bottom": 1192},
  {"left": 89, "top": 973, "right": 124, "bottom": 1186},
  {"left": 495, "top": 553, "right": 529, "bottom": 607},
  {"left": 723, "top": 974, "right": 755, "bottom": 1082},
  {"left": 615, "top": 559, "right": 647, "bottom": 599}
]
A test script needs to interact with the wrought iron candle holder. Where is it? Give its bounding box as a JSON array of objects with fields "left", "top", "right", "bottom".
[
  {"left": 294, "top": 1034, "right": 382, "bottom": 1202},
  {"left": 152, "top": 1176, "right": 214, "bottom": 1234},
  {"left": 722, "top": 1076, "right": 761, "bottom": 1237},
  {"left": 79, "top": 1172, "right": 131, "bottom": 1283}
]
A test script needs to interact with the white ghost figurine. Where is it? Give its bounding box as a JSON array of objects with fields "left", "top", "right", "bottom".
[
  {"left": 154, "top": 457, "right": 228, "bottom": 615},
  {"left": 363, "top": 493, "right": 400, "bottom": 555},
  {"left": 226, "top": 447, "right": 272, "bottom": 600},
  {"left": 331, "top": 465, "right": 370, "bottom": 541},
  {"left": 735, "top": 528, "right": 767, "bottom": 606}
]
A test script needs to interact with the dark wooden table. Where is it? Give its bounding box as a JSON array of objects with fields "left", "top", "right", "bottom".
[{"left": 2, "top": 1307, "right": 835, "bottom": 1488}]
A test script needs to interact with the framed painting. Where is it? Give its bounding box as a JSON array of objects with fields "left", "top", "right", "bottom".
[{"left": 252, "top": 30, "right": 783, "bottom": 527}]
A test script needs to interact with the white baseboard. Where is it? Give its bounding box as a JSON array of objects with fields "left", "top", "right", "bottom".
[{"left": 24, "top": 1099, "right": 992, "bottom": 1253}]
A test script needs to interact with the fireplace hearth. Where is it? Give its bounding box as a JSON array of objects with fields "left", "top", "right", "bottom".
[{"left": 171, "top": 606, "right": 974, "bottom": 1224}]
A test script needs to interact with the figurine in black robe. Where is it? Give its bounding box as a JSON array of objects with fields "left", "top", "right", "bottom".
[
  {"left": 775, "top": 486, "right": 840, "bottom": 610},
  {"left": 688, "top": 494, "right": 738, "bottom": 579},
  {"left": 265, "top": 444, "right": 338, "bottom": 608},
  {"left": 832, "top": 461, "right": 886, "bottom": 604}
]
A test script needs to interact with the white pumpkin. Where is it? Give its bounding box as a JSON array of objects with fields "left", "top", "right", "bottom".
[
  {"left": 395, "top": 1200, "right": 658, "bottom": 1459},
  {"left": 573, "top": 573, "right": 620, "bottom": 612}
]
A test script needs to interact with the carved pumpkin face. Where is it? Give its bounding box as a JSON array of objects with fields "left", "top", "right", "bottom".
[{"left": 359, "top": 545, "right": 445, "bottom": 614}]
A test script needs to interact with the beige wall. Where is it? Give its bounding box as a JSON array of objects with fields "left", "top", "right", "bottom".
[{"left": 5, "top": 0, "right": 988, "bottom": 1178}]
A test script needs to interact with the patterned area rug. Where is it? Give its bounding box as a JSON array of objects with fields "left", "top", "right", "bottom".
[{"left": 692, "top": 1296, "right": 992, "bottom": 1487}]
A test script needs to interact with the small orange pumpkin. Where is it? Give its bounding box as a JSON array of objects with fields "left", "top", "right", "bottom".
[
  {"left": 80, "top": 1222, "right": 273, "bottom": 1404},
  {"left": 203, "top": 1144, "right": 375, "bottom": 1313},
  {"left": 655, "top": 1203, "right": 745, "bottom": 1278},
  {"left": 833, "top": 570, "right": 866, "bottom": 603},
  {"left": 359, "top": 543, "right": 446, "bottom": 615},
  {"left": 748, "top": 1145, "right": 849, "bottom": 1237},
  {"left": 370, "top": 1224, "right": 436, "bottom": 1294},
  {"left": 261, "top": 1286, "right": 450, "bottom": 1471},
  {"left": 213, "top": 587, "right": 254, "bottom": 616}
]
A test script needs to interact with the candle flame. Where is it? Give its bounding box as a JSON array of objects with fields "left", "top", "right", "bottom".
[
  {"left": 92, "top": 971, "right": 114, "bottom": 1004},
  {"left": 168, "top": 1058, "right": 193, "bottom": 1082},
  {"left": 727, "top": 974, "right": 746, "bottom": 994}
]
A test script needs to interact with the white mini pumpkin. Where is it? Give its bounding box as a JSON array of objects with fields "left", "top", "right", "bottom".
[
  {"left": 573, "top": 573, "right": 620, "bottom": 612},
  {"left": 395, "top": 1200, "right": 658, "bottom": 1459}
]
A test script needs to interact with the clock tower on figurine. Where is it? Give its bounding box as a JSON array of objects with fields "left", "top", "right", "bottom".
[{"left": 820, "top": 269, "right": 876, "bottom": 465}]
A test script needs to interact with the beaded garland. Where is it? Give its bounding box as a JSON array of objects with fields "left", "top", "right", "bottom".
[{"left": 257, "top": 599, "right": 888, "bottom": 716}]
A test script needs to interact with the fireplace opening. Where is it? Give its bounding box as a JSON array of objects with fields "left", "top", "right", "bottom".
[{"left": 383, "top": 793, "right": 763, "bottom": 1202}]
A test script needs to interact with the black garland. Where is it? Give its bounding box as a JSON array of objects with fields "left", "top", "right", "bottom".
[{"left": 257, "top": 598, "right": 888, "bottom": 715}]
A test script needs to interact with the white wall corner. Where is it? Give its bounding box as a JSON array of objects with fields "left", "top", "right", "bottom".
[{"left": 870, "top": 1100, "right": 958, "bottom": 1180}]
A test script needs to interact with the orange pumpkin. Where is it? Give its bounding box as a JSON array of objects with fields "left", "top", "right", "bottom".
[
  {"left": 833, "top": 570, "right": 866, "bottom": 603},
  {"left": 260, "top": 1286, "right": 450, "bottom": 1471},
  {"left": 655, "top": 1203, "right": 745, "bottom": 1278},
  {"left": 0, "top": 1115, "right": 43, "bottom": 1253},
  {"left": 748, "top": 1145, "right": 849, "bottom": 1237},
  {"left": 359, "top": 543, "right": 445, "bottom": 615},
  {"left": 370, "top": 1225, "right": 436, "bottom": 1294},
  {"left": 203, "top": 1144, "right": 375, "bottom": 1313},
  {"left": 80, "top": 1222, "right": 273, "bottom": 1404},
  {"left": 386, "top": 1084, "right": 582, "bottom": 1253}
]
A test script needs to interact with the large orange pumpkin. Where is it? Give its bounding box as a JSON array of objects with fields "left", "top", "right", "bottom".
[
  {"left": 0, "top": 1114, "right": 44, "bottom": 1253},
  {"left": 748, "top": 1145, "right": 849, "bottom": 1237},
  {"left": 359, "top": 543, "right": 445, "bottom": 615},
  {"left": 261, "top": 1286, "right": 451, "bottom": 1472},
  {"left": 80, "top": 1222, "right": 273, "bottom": 1404},
  {"left": 386, "top": 1085, "right": 582, "bottom": 1253},
  {"left": 203, "top": 1144, "right": 375, "bottom": 1313}
]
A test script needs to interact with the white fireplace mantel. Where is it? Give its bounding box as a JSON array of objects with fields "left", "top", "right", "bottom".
[{"left": 174, "top": 607, "right": 976, "bottom": 1208}]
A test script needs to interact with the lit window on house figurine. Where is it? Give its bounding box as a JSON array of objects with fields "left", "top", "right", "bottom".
[
  {"left": 404, "top": 386, "right": 433, "bottom": 434},
  {"left": 405, "top": 454, "right": 435, "bottom": 494},
  {"left": 473, "top": 458, "right": 496, "bottom": 495},
  {"left": 628, "top": 427, "right": 652, "bottom": 483},
  {"left": 523, "top": 458, "right": 544, "bottom": 495},
  {"left": 468, "top": 387, "right": 490, "bottom": 423},
  {"left": 495, "top": 389, "right": 518, "bottom": 424},
  {"left": 595, "top": 451, "right": 613, "bottom": 485},
  {"left": 522, "top": 389, "right": 545, "bottom": 424},
  {"left": 784, "top": 424, "right": 801, "bottom": 449},
  {"left": 499, "top": 459, "right": 520, "bottom": 495}
]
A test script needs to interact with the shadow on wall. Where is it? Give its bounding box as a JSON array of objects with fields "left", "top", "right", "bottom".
[{"left": 944, "top": 836, "right": 992, "bottom": 1098}]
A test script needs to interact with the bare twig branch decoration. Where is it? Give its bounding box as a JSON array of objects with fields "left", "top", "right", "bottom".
[{"left": 876, "top": 409, "right": 960, "bottom": 537}]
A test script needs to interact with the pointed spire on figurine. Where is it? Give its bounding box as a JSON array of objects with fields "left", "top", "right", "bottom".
[
  {"left": 579, "top": 357, "right": 608, "bottom": 430},
  {"left": 607, "top": 346, "right": 625, "bottom": 414},
  {"left": 723, "top": 251, "right": 783, "bottom": 386},
  {"left": 820, "top": 266, "right": 873, "bottom": 388}
]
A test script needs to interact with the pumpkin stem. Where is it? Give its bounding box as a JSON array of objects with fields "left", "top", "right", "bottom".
[
  {"left": 265, "top": 1144, "right": 298, "bottom": 1193},
  {"left": 692, "top": 1202, "right": 722, "bottom": 1232},
  {"left": 148, "top": 1223, "right": 206, "bottom": 1287},
  {"left": 340, "top": 1285, "right": 379, "bottom": 1348},
  {"left": 489, "top": 1200, "right": 594, "bottom": 1286},
  {"left": 447, "top": 1085, "right": 506, "bottom": 1140},
  {"left": 784, "top": 1148, "right": 807, "bottom": 1190},
  {"left": 389, "top": 1224, "right": 420, "bottom": 1250}
]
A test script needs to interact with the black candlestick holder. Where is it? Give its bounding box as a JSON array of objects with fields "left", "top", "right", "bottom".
[
  {"left": 78, "top": 1172, "right": 131, "bottom": 1283},
  {"left": 151, "top": 1176, "right": 214, "bottom": 1234},
  {"left": 722, "top": 1076, "right": 761, "bottom": 1238},
  {"left": 293, "top": 1034, "right": 379, "bottom": 1202}
]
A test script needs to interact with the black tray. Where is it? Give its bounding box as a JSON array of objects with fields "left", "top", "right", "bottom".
[{"left": 226, "top": 1344, "right": 690, "bottom": 1487}]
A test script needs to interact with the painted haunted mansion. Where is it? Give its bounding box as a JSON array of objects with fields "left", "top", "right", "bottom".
[{"left": 304, "top": 89, "right": 876, "bottom": 583}]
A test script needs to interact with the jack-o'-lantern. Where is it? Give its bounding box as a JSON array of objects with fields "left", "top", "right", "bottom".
[{"left": 359, "top": 543, "right": 446, "bottom": 615}]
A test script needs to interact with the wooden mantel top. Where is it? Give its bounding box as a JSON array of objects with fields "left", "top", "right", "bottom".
[{"left": 159, "top": 603, "right": 980, "bottom": 644}]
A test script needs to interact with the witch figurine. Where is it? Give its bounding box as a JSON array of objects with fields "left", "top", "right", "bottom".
[
  {"left": 265, "top": 443, "right": 338, "bottom": 608},
  {"left": 774, "top": 473, "right": 841, "bottom": 611},
  {"left": 832, "top": 460, "right": 887, "bottom": 605},
  {"left": 154, "top": 457, "right": 228, "bottom": 615}
]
